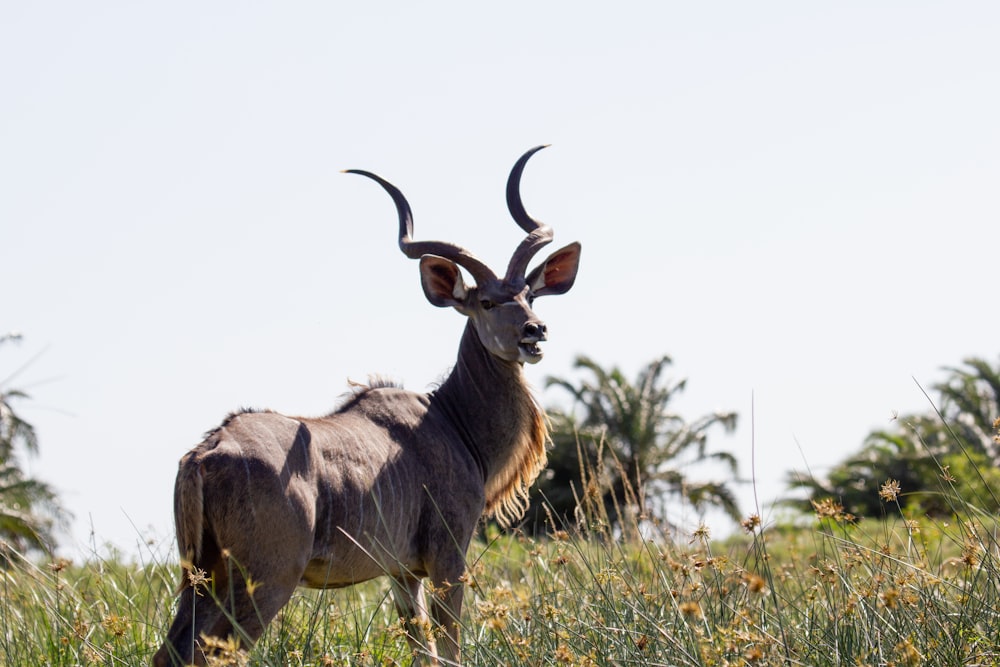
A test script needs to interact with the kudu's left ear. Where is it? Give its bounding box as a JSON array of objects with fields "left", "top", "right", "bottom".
[
  {"left": 419, "top": 255, "right": 469, "bottom": 308},
  {"left": 526, "top": 242, "right": 581, "bottom": 297}
]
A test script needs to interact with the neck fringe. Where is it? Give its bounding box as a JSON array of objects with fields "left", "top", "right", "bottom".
[{"left": 483, "top": 389, "right": 549, "bottom": 528}]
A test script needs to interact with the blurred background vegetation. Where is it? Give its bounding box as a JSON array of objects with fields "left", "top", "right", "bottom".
[
  {"left": 4, "top": 324, "right": 1000, "bottom": 557},
  {"left": 525, "top": 352, "right": 1000, "bottom": 536},
  {"left": 0, "top": 333, "right": 66, "bottom": 563},
  {"left": 786, "top": 356, "right": 1000, "bottom": 519},
  {"left": 525, "top": 354, "right": 739, "bottom": 536},
  {"left": 4, "top": 330, "right": 1000, "bottom": 664}
]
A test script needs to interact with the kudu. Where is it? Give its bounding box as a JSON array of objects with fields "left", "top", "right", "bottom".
[{"left": 153, "top": 146, "right": 581, "bottom": 666}]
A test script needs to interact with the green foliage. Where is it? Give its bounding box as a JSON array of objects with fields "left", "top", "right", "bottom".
[
  {"left": 2, "top": 497, "right": 998, "bottom": 666},
  {"left": 787, "top": 356, "right": 1000, "bottom": 519},
  {"left": 526, "top": 355, "right": 740, "bottom": 535},
  {"left": 934, "top": 357, "right": 1000, "bottom": 461},
  {"left": 0, "top": 334, "right": 65, "bottom": 560}
]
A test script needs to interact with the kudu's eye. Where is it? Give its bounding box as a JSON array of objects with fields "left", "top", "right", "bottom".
[{"left": 480, "top": 299, "right": 495, "bottom": 311}]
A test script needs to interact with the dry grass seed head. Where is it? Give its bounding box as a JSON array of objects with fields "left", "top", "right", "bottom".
[
  {"left": 743, "top": 573, "right": 769, "bottom": 595},
  {"left": 741, "top": 514, "right": 762, "bottom": 533},
  {"left": 186, "top": 565, "right": 211, "bottom": 594},
  {"left": 894, "top": 638, "right": 923, "bottom": 666},
  {"left": 244, "top": 576, "right": 261, "bottom": 597},
  {"left": 199, "top": 633, "right": 249, "bottom": 667},
  {"left": 48, "top": 557, "right": 71, "bottom": 573},
  {"left": 476, "top": 599, "right": 511, "bottom": 631},
  {"left": 879, "top": 479, "right": 902, "bottom": 503},
  {"left": 812, "top": 497, "right": 856, "bottom": 523},
  {"left": 81, "top": 647, "right": 102, "bottom": 665},
  {"left": 678, "top": 600, "right": 702, "bottom": 618},
  {"left": 690, "top": 524, "right": 711, "bottom": 544},
  {"left": 960, "top": 541, "right": 980, "bottom": 567},
  {"left": 100, "top": 614, "right": 130, "bottom": 638},
  {"left": 881, "top": 587, "right": 900, "bottom": 609}
]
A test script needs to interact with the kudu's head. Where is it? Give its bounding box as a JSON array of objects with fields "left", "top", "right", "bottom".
[{"left": 347, "top": 146, "right": 581, "bottom": 364}]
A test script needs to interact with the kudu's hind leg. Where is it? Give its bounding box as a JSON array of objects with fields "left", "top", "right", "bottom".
[
  {"left": 391, "top": 574, "right": 439, "bottom": 665},
  {"left": 154, "top": 557, "right": 302, "bottom": 666},
  {"left": 153, "top": 583, "right": 226, "bottom": 667},
  {"left": 201, "top": 570, "right": 298, "bottom": 656},
  {"left": 177, "top": 504, "right": 314, "bottom": 659},
  {"left": 203, "top": 545, "right": 308, "bottom": 658}
]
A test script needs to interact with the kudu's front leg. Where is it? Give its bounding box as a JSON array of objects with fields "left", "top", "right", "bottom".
[
  {"left": 428, "top": 577, "right": 465, "bottom": 666},
  {"left": 391, "top": 574, "right": 440, "bottom": 665}
]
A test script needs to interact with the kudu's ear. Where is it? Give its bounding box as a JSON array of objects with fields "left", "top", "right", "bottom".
[
  {"left": 419, "top": 255, "right": 469, "bottom": 308},
  {"left": 526, "top": 242, "right": 581, "bottom": 297}
]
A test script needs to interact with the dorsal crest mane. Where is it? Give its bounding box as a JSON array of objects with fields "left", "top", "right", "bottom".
[{"left": 202, "top": 407, "right": 273, "bottom": 439}]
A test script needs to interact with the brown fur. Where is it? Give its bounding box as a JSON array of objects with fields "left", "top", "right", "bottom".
[
  {"left": 153, "top": 325, "right": 561, "bottom": 667},
  {"left": 173, "top": 455, "right": 203, "bottom": 574},
  {"left": 483, "top": 387, "right": 548, "bottom": 527},
  {"left": 153, "top": 149, "right": 580, "bottom": 667}
]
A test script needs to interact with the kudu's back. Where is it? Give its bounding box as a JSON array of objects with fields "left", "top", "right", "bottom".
[
  {"left": 172, "top": 385, "right": 472, "bottom": 587},
  {"left": 154, "top": 146, "right": 580, "bottom": 666}
]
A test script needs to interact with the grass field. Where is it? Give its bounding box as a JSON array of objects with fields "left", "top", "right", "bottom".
[{"left": 3, "top": 498, "right": 998, "bottom": 667}]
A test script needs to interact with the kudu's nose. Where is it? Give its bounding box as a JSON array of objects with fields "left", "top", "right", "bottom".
[{"left": 523, "top": 322, "right": 547, "bottom": 340}]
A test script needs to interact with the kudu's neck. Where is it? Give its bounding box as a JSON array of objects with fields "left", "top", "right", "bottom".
[{"left": 433, "top": 321, "right": 547, "bottom": 527}]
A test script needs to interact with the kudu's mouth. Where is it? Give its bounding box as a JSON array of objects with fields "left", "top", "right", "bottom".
[
  {"left": 518, "top": 335, "right": 546, "bottom": 364},
  {"left": 518, "top": 318, "right": 548, "bottom": 364}
]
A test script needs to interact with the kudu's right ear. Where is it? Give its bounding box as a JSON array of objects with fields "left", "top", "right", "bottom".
[
  {"left": 419, "top": 255, "right": 469, "bottom": 308},
  {"left": 526, "top": 242, "right": 581, "bottom": 297}
]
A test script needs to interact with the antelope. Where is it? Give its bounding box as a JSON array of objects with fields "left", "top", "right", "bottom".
[{"left": 153, "top": 146, "right": 581, "bottom": 666}]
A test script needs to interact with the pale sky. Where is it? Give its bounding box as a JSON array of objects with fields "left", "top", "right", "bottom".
[{"left": 3, "top": 2, "right": 998, "bottom": 558}]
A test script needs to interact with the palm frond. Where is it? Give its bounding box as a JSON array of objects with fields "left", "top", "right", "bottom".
[{"left": 528, "top": 353, "right": 742, "bottom": 534}]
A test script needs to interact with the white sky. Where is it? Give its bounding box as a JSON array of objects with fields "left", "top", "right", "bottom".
[{"left": 2, "top": 2, "right": 998, "bottom": 558}]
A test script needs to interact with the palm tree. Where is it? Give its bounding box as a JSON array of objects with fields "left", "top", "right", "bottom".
[
  {"left": 786, "top": 356, "right": 1000, "bottom": 518},
  {"left": 527, "top": 354, "right": 740, "bottom": 534},
  {"left": 933, "top": 357, "right": 1000, "bottom": 464},
  {"left": 786, "top": 417, "right": 948, "bottom": 518},
  {"left": 0, "top": 333, "right": 63, "bottom": 560}
]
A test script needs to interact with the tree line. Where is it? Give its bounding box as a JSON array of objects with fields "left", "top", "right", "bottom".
[
  {"left": 0, "top": 333, "right": 63, "bottom": 562},
  {"left": 3, "top": 329, "right": 999, "bottom": 558}
]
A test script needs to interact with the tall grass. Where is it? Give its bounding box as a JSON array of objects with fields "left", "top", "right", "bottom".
[{"left": 1, "top": 482, "right": 997, "bottom": 665}]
